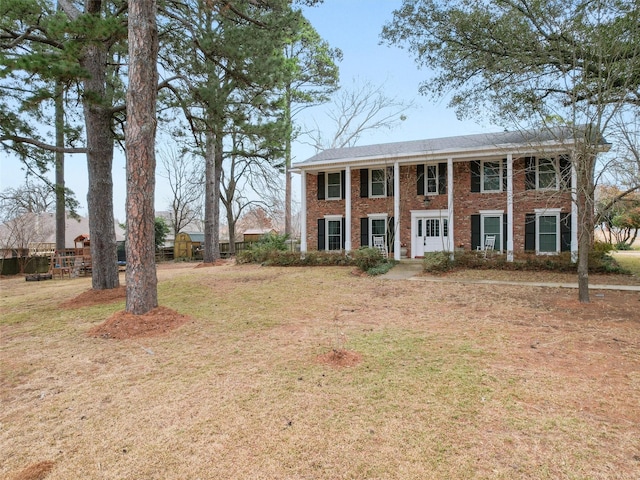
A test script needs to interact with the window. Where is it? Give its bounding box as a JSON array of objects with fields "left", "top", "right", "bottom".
[
  {"left": 370, "top": 169, "right": 386, "bottom": 197},
  {"left": 326, "top": 172, "right": 341, "bottom": 199},
  {"left": 481, "top": 160, "right": 502, "bottom": 192},
  {"left": 426, "top": 165, "right": 438, "bottom": 194},
  {"left": 368, "top": 215, "right": 388, "bottom": 246},
  {"left": 537, "top": 158, "right": 558, "bottom": 190},
  {"left": 535, "top": 209, "right": 561, "bottom": 254},
  {"left": 327, "top": 219, "right": 342, "bottom": 250},
  {"left": 481, "top": 214, "right": 502, "bottom": 252}
]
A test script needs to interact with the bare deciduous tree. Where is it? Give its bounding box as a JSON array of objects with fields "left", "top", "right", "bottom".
[{"left": 158, "top": 148, "right": 204, "bottom": 240}]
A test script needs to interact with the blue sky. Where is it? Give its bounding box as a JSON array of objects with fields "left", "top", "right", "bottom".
[{"left": 1, "top": 0, "right": 498, "bottom": 221}]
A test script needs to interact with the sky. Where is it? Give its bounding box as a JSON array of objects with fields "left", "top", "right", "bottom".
[{"left": 0, "top": 0, "right": 499, "bottom": 222}]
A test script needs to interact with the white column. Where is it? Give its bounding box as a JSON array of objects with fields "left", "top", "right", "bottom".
[
  {"left": 300, "top": 171, "right": 307, "bottom": 253},
  {"left": 394, "top": 161, "right": 400, "bottom": 260},
  {"left": 571, "top": 157, "right": 578, "bottom": 262},
  {"left": 344, "top": 166, "right": 352, "bottom": 251},
  {"left": 507, "top": 153, "right": 514, "bottom": 262},
  {"left": 447, "top": 157, "right": 454, "bottom": 255}
]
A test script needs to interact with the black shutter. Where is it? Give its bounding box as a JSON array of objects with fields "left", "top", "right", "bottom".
[
  {"left": 317, "top": 219, "right": 325, "bottom": 251},
  {"left": 471, "top": 214, "right": 481, "bottom": 250},
  {"left": 525, "top": 157, "right": 536, "bottom": 190},
  {"left": 502, "top": 159, "right": 507, "bottom": 191},
  {"left": 360, "top": 218, "right": 369, "bottom": 247},
  {"left": 559, "top": 155, "right": 572, "bottom": 190},
  {"left": 525, "top": 213, "right": 536, "bottom": 251},
  {"left": 470, "top": 161, "right": 480, "bottom": 192},
  {"left": 317, "top": 172, "right": 325, "bottom": 200},
  {"left": 360, "top": 169, "right": 368, "bottom": 198},
  {"left": 560, "top": 213, "right": 571, "bottom": 252},
  {"left": 386, "top": 166, "right": 394, "bottom": 197},
  {"left": 341, "top": 170, "right": 346, "bottom": 199},
  {"left": 502, "top": 214, "right": 508, "bottom": 252},
  {"left": 342, "top": 217, "right": 346, "bottom": 249},
  {"left": 438, "top": 162, "right": 447, "bottom": 195},
  {"left": 387, "top": 216, "right": 394, "bottom": 252},
  {"left": 416, "top": 164, "right": 425, "bottom": 195}
]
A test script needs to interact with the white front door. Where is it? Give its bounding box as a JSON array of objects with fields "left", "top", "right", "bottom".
[{"left": 414, "top": 216, "right": 449, "bottom": 257}]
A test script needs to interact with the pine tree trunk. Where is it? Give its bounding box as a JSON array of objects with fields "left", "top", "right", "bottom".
[
  {"left": 203, "top": 132, "right": 216, "bottom": 264},
  {"left": 577, "top": 151, "right": 596, "bottom": 304},
  {"left": 82, "top": 41, "right": 119, "bottom": 290},
  {"left": 54, "top": 80, "right": 65, "bottom": 253},
  {"left": 125, "top": 0, "right": 159, "bottom": 315}
]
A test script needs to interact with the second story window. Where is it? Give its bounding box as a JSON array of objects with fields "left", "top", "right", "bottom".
[
  {"left": 481, "top": 160, "right": 502, "bottom": 192},
  {"left": 370, "top": 169, "right": 386, "bottom": 197},
  {"left": 326, "top": 172, "right": 341, "bottom": 199},
  {"left": 426, "top": 165, "right": 438, "bottom": 194},
  {"left": 537, "top": 158, "right": 558, "bottom": 190}
]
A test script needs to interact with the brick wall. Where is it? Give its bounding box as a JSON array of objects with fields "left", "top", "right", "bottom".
[{"left": 305, "top": 160, "right": 572, "bottom": 255}]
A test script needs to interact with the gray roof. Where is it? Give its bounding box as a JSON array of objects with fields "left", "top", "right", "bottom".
[{"left": 294, "top": 126, "right": 608, "bottom": 170}]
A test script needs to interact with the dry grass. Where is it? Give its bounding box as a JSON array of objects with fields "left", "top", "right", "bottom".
[{"left": 1, "top": 262, "right": 640, "bottom": 479}]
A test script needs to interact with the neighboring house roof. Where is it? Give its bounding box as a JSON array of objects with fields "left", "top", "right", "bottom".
[
  {"left": 292, "top": 126, "right": 610, "bottom": 171},
  {"left": 0, "top": 212, "right": 126, "bottom": 249},
  {"left": 179, "top": 232, "right": 205, "bottom": 243}
]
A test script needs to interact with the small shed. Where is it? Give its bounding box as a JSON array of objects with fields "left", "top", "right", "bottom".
[
  {"left": 243, "top": 228, "right": 277, "bottom": 243},
  {"left": 174, "top": 232, "right": 204, "bottom": 259}
]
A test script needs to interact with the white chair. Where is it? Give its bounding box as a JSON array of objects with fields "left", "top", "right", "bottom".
[
  {"left": 477, "top": 235, "right": 496, "bottom": 258},
  {"left": 372, "top": 235, "right": 388, "bottom": 259}
]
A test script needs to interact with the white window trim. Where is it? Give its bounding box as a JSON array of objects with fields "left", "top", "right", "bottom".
[
  {"left": 325, "top": 171, "right": 342, "bottom": 200},
  {"left": 534, "top": 208, "right": 561, "bottom": 255},
  {"left": 324, "top": 214, "right": 343, "bottom": 251},
  {"left": 425, "top": 163, "right": 439, "bottom": 195},
  {"left": 479, "top": 209, "right": 504, "bottom": 253},
  {"left": 369, "top": 168, "right": 387, "bottom": 198},
  {"left": 480, "top": 159, "right": 503, "bottom": 193},
  {"left": 367, "top": 213, "right": 389, "bottom": 246},
  {"left": 536, "top": 157, "right": 559, "bottom": 191}
]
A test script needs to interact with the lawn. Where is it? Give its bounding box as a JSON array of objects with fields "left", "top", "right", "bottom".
[{"left": 1, "top": 262, "right": 639, "bottom": 479}]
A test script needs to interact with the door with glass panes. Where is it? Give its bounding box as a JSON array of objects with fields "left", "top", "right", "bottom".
[{"left": 414, "top": 216, "right": 449, "bottom": 256}]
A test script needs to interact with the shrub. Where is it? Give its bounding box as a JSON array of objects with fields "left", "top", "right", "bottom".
[
  {"left": 422, "top": 251, "right": 454, "bottom": 273},
  {"left": 615, "top": 241, "right": 632, "bottom": 251},
  {"left": 237, "top": 233, "right": 289, "bottom": 264},
  {"left": 352, "top": 248, "right": 384, "bottom": 272},
  {"left": 593, "top": 240, "right": 615, "bottom": 253},
  {"left": 367, "top": 261, "right": 397, "bottom": 276}
]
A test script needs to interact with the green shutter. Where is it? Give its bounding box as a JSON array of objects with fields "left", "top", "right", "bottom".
[
  {"left": 502, "top": 159, "right": 507, "bottom": 191},
  {"left": 525, "top": 157, "right": 536, "bottom": 190},
  {"left": 360, "top": 218, "right": 369, "bottom": 247},
  {"left": 387, "top": 217, "right": 394, "bottom": 252},
  {"left": 360, "top": 169, "right": 368, "bottom": 198},
  {"left": 341, "top": 170, "right": 346, "bottom": 199},
  {"left": 317, "top": 172, "right": 325, "bottom": 200},
  {"left": 417, "top": 164, "right": 425, "bottom": 195},
  {"left": 502, "top": 214, "right": 508, "bottom": 252},
  {"left": 559, "top": 155, "right": 572, "bottom": 190},
  {"left": 438, "top": 162, "right": 447, "bottom": 195},
  {"left": 470, "top": 161, "right": 480, "bottom": 192},
  {"left": 317, "top": 219, "right": 325, "bottom": 250},
  {"left": 525, "top": 214, "right": 536, "bottom": 251},
  {"left": 560, "top": 213, "right": 571, "bottom": 252},
  {"left": 471, "top": 214, "right": 480, "bottom": 250}
]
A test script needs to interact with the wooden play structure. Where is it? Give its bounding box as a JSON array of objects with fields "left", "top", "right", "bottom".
[{"left": 48, "top": 234, "right": 92, "bottom": 279}]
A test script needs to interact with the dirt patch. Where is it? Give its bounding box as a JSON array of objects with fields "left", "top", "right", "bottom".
[
  {"left": 87, "top": 306, "right": 191, "bottom": 340},
  {"left": 59, "top": 285, "right": 126, "bottom": 309},
  {"left": 9, "top": 461, "right": 55, "bottom": 480},
  {"left": 194, "top": 259, "right": 233, "bottom": 268},
  {"left": 316, "top": 349, "right": 363, "bottom": 368}
]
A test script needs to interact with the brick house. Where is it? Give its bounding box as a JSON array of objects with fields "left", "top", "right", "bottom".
[{"left": 292, "top": 127, "right": 609, "bottom": 261}]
